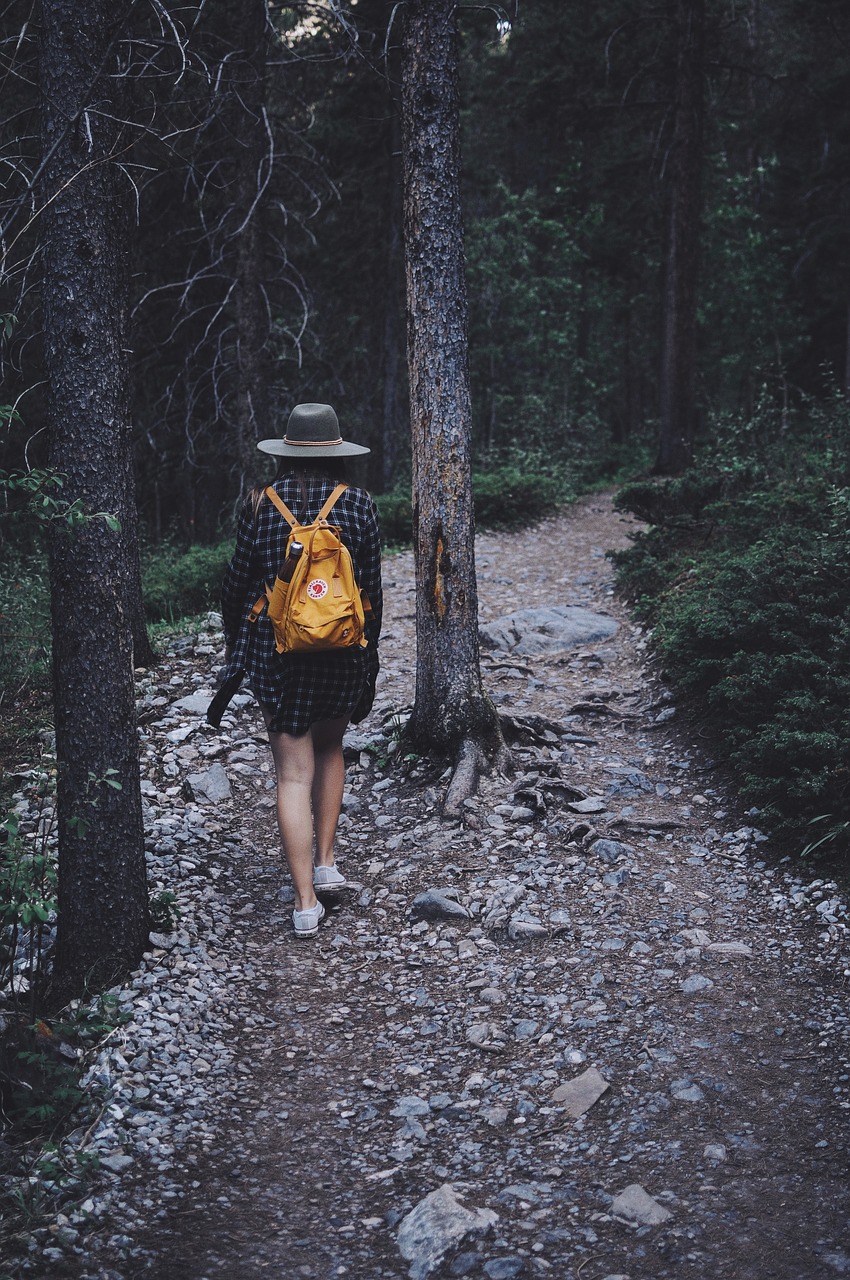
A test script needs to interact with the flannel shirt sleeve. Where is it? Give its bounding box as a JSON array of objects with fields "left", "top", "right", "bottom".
[{"left": 221, "top": 501, "right": 260, "bottom": 649}]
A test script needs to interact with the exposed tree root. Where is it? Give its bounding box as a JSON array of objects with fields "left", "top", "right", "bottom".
[{"left": 443, "top": 733, "right": 512, "bottom": 817}]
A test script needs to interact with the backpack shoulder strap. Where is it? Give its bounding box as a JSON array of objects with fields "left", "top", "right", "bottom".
[
  {"left": 317, "top": 482, "right": 349, "bottom": 523},
  {"left": 264, "top": 485, "right": 298, "bottom": 529}
]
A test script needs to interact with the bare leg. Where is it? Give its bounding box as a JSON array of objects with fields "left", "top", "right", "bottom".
[
  {"left": 311, "top": 716, "right": 348, "bottom": 868},
  {"left": 263, "top": 718, "right": 317, "bottom": 913}
]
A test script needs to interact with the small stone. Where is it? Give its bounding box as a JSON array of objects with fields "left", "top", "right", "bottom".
[
  {"left": 411, "top": 890, "right": 471, "bottom": 923},
  {"left": 590, "top": 838, "right": 631, "bottom": 864},
  {"left": 706, "top": 941, "right": 752, "bottom": 957},
  {"left": 704, "top": 1143, "right": 727, "bottom": 1162},
  {"left": 507, "top": 918, "right": 548, "bottom": 941},
  {"left": 483, "top": 1259, "right": 525, "bottom": 1279},
  {"left": 183, "top": 764, "right": 232, "bottom": 803},
  {"left": 171, "top": 691, "right": 213, "bottom": 715},
  {"left": 551, "top": 1066, "right": 610, "bottom": 1118},
  {"left": 611, "top": 1184, "right": 673, "bottom": 1227},
  {"left": 568, "top": 797, "right": 609, "bottom": 814},
  {"left": 670, "top": 1079, "right": 705, "bottom": 1103},
  {"left": 396, "top": 1184, "right": 498, "bottom": 1280},
  {"left": 680, "top": 974, "right": 714, "bottom": 994},
  {"left": 391, "top": 1096, "right": 431, "bottom": 1118},
  {"left": 466, "top": 1022, "right": 506, "bottom": 1052},
  {"left": 100, "top": 1153, "right": 135, "bottom": 1174}
]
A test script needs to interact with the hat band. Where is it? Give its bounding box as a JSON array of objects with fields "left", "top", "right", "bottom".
[{"left": 283, "top": 435, "right": 344, "bottom": 447}]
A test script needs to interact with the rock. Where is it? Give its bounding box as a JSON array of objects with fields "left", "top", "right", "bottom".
[
  {"left": 391, "top": 1096, "right": 431, "bottom": 1118},
  {"left": 466, "top": 1022, "right": 507, "bottom": 1052},
  {"left": 183, "top": 764, "right": 232, "bottom": 804},
  {"left": 611, "top": 1184, "right": 674, "bottom": 1227},
  {"left": 670, "top": 1079, "right": 705, "bottom": 1103},
  {"left": 704, "top": 1143, "right": 728, "bottom": 1163},
  {"left": 680, "top": 928, "right": 711, "bottom": 946},
  {"left": 100, "top": 1153, "right": 135, "bottom": 1174},
  {"left": 410, "top": 889, "right": 471, "bottom": 923},
  {"left": 147, "top": 932, "right": 176, "bottom": 949},
  {"left": 567, "top": 797, "right": 609, "bottom": 814},
  {"left": 680, "top": 974, "right": 714, "bottom": 994},
  {"left": 171, "top": 691, "right": 214, "bottom": 716},
  {"left": 507, "top": 917, "right": 548, "bottom": 941},
  {"left": 707, "top": 941, "right": 752, "bottom": 957},
  {"left": 480, "top": 606, "right": 618, "bottom": 656},
  {"left": 483, "top": 1259, "right": 525, "bottom": 1279},
  {"left": 551, "top": 1066, "right": 610, "bottom": 1118},
  {"left": 589, "top": 838, "right": 631, "bottom": 864},
  {"left": 396, "top": 1184, "right": 498, "bottom": 1280}
]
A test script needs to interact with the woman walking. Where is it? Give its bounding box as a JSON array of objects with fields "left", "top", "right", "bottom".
[{"left": 220, "top": 404, "right": 382, "bottom": 938}]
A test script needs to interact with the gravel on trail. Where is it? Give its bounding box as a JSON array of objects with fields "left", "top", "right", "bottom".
[{"left": 9, "top": 493, "right": 850, "bottom": 1280}]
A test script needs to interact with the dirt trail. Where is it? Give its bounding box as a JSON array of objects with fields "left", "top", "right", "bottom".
[{"left": 75, "top": 494, "right": 850, "bottom": 1279}]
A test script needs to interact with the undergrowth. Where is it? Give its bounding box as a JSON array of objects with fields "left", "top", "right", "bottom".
[{"left": 612, "top": 395, "right": 850, "bottom": 856}]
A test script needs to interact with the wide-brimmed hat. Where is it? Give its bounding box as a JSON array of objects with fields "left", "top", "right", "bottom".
[{"left": 257, "top": 403, "right": 370, "bottom": 457}]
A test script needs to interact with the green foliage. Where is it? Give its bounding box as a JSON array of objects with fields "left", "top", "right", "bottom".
[
  {"left": 0, "top": 779, "right": 57, "bottom": 1005},
  {"left": 376, "top": 459, "right": 576, "bottom": 548},
  {"left": 149, "top": 889, "right": 180, "bottom": 933},
  {"left": 141, "top": 539, "right": 231, "bottom": 622},
  {"left": 0, "top": 549, "right": 51, "bottom": 703},
  {"left": 472, "top": 459, "right": 573, "bottom": 528},
  {"left": 613, "top": 398, "right": 850, "bottom": 852},
  {"left": 373, "top": 490, "right": 413, "bottom": 548}
]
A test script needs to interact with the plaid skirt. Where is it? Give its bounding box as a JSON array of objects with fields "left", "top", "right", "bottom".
[{"left": 251, "top": 645, "right": 378, "bottom": 736}]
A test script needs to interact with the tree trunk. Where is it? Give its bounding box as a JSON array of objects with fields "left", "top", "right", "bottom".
[
  {"left": 230, "top": 0, "right": 272, "bottom": 499},
  {"left": 40, "top": 0, "right": 149, "bottom": 996},
  {"left": 381, "top": 100, "right": 405, "bottom": 492},
  {"left": 400, "top": 0, "right": 508, "bottom": 813},
  {"left": 656, "top": 0, "right": 705, "bottom": 474}
]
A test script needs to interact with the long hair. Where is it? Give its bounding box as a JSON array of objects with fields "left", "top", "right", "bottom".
[{"left": 249, "top": 457, "right": 351, "bottom": 520}]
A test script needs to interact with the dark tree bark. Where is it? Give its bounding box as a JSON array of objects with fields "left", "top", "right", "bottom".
[
  {"left": 400, "top": 0, "right": 508, "bottom": 813},
  {"left": 229, "top": 0, "right": 272, "bottom": 497},
  {"left": 656, "top": 0, "right": 705, "bottom": 474},
  {"left": 40, "top": 0, "right": 149, "bottom": 996},
  {"left": 381, "top": 99, "right": 405, "bottom": 491}
]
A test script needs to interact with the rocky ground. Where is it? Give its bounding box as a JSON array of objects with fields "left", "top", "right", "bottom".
[{"left": 6, "top": 492, "right": 850, "bottom": 1280}]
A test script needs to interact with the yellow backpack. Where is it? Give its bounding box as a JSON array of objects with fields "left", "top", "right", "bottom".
[{"left": 251, "top": 482, "right": 368, "bottom": 654}]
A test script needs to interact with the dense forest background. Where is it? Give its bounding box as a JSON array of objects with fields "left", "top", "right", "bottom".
[
  {"left": 4, "top": 0, "right": 850, "bottom": 851},
  {"left": 3, "top": 0, "right": 849, "bottom": 539}
]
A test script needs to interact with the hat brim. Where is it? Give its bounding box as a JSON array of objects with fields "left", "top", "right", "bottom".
[{"left": 257, "top": 439, "right": 370, "bottom": 457}]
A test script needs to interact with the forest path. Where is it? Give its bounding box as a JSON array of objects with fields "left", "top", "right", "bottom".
[{"left": 74, "top": 493, "right": 850, "bottom": 1280}]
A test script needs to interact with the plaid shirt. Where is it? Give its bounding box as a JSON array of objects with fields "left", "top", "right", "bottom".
[{"left": 221, "top": 476, "right": 383, "bottom": 733}]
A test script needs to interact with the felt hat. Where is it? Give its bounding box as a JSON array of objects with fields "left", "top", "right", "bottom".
[{"left": 257, "top": 403, "right": 370, "bottom": 457}]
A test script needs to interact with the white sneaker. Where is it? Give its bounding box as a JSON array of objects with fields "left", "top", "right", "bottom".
[
  {"left": 292, "top": 901, "right": 325, "bottom": 938},
  {"left": 313, "top": 864, "right": 346, "bottom": 890}
]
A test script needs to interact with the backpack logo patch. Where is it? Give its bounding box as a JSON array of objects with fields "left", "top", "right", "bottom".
[{"left": 307, "top": 578, "right": 328, "bottom": 601}]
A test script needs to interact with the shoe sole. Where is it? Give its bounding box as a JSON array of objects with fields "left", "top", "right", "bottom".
[
  {"left": 313, "top": 872, "right": 347, "bottom": 890},
  {"left": 293, "top": 904, "right": 325, "bottom": 938}
]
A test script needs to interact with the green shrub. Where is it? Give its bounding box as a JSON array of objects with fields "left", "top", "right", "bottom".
[
  {"left": 613, "top": 399, "right": 850, "bottom": 852},
  {"left": 375, "top": 459, "right": 575, "bottom": 546},
  {"left": 374, "top": 490, "right": 413, "bottom": 547},
  {"left": 141, "top": 540, "right": 231, "bottom": 622},
  {"left": 0, "top": 552, "right": 51, "bottom": 705}
]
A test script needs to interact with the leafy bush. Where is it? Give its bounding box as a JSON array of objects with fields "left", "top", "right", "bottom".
[
  {"left": 0, "top": 552, "right": 51, "bottom": 704},
  {"left": 141, "top": 540, "right": 231, "bottom": 622},
  {"left": 375, "top": 459, "right": 575, "bottom": 546},
  {"left": 612, "top": 397, "right": 850, "bottom": 852}
]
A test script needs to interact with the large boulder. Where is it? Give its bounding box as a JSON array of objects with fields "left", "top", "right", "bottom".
[{"left": 480, "top": 606, "right": 617, "bottom": 656}]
